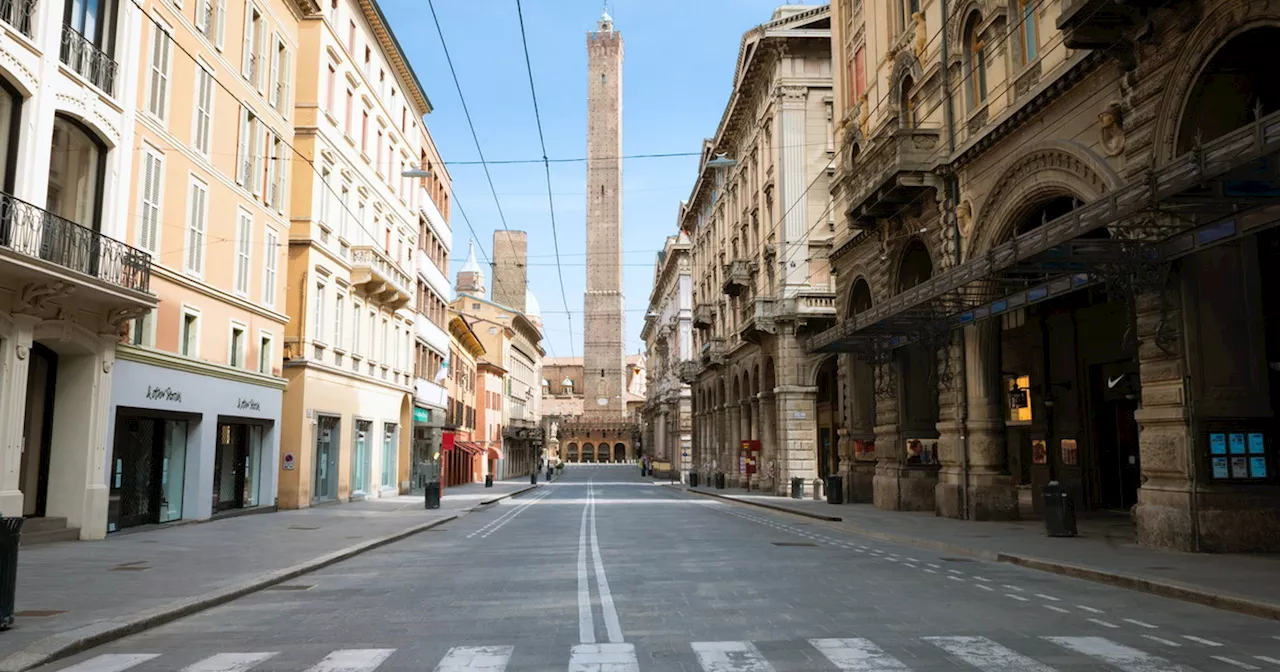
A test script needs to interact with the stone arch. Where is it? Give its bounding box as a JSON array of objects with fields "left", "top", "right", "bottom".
[
  {"left": 567, "top": 442, "right": 579, "bottom": 461},
  {"left": 752, "top": 364, "right": 760, "bottom": 396},
  {"left": 52, "top": 103, "right": 120, "bottom": 150},
  {"left": 614, "top": 443, "right": 626, "bottom": 461},
  {"left": 890, "top": 51, "right": 925, "bottom": 122},
  {"left": 762, "top": 357, "right": 776, "bottom": 393},
  {"left": 969, "top": 141, "right": 1122, "bottom": 255},
  {"left": 33, "top": 320, "right": 102, "bottom": 357},
  {"left": 808, "top": 354, "right": 839, "bottom": 388},
  {"left": 1153, "top": 9, "right": 1280, "bottom": 165},
  {"left": 582, "top": 442, "right": 594, "bottom": 462},
  {"left": 732, "top": 373, "right": 741, "bottom": 403},
  {"left": 0, "top": 51, "right": 36, "bottom": 98},
  {"left": 891, "top": 236, "right": 937, "bottom": 294},
  {"left": 847, "top": 276, "right": 874, "bottom": 317},
  {"left": 947, "top": 0, "right": 1001, "bottom": 65}
]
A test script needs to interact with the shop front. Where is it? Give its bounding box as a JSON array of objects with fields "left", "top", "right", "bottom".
[
  {"left": 107, "top": 352, "right": 283, "bottom": 532},
  {"left": 410, "top": 405, "right": 443, "bottom": 495}
]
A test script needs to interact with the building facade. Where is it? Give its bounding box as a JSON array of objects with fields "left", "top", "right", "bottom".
[
  {"left": 811, "top": 0, "right": 1280, "bottom": 551},
  {"left": 0, "top": 0, "right": 156, "bottom": 541},
  {"left": 544, "top": 354, "right": 646, "bottom": 463},
  {"left": 104, "top": 0, "right": 315, "bottom": 535},
  {"left": 277, "top": 0, "right": 431, "bottom": 507},
  {"left": 685, "top": 5, "right": 837, "bottom": 494},
  {"left": 443, "top": 313, "right": 483, "bottom": 486},
  {"left": 641, "top": 233, "right": 694, "bottom": 475}
]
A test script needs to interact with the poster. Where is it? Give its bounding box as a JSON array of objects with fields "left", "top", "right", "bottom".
[
  {"left": 1032, "top": 439, "right": 1048, "bottom": 465},
  {"left": 1230, "top": 433, "right": 1247, "bottom": 455},
  {"left": 1210, "top": 433, "right": 1227, "bottom": 455},
  {"left": 1248, "top": 432, "right": 1266, "bottom": 455},
  {"left": 1250, "top": 457, "right": 1268, "bottom": 478},
  {"left": 1231, "top": 457, "right": 1249, "bottom": 478},
  {"left": 1212, "top": 457, "right": 1230, "bottom": 479},
  {"left": 1061, "top": 439, "right": 1078, "bottom": 466},
  {"left": 854, "top": 439, "right": 875, "bottom": 458}
]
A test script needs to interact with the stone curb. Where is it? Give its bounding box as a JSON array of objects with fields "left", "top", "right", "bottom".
[
  {"left": 479, "top": 484, "right": 538, "bottom": 506},
  {"left": 672, "top": 485, "right": 843, "bottom": 521},
  {"left": 0, "top": 515, "right": 458, "bottom": 672}
]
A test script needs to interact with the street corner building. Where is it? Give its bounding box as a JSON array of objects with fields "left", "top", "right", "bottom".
[
  {"left": 804, "top": 0, "right": 1280, "bottom": 551},
  {"left": 641, "top": 233, "right": 695, "bottom": 477},
  {"left": 671, "top": 5, "right": 839, "bottom": 495},
  {"left": 276, "top": 0, "right": 452, "bottom": 508}
]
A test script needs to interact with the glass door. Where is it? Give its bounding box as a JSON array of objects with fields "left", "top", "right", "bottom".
[
  {"left": 351, "top": 420, "right": 372, "bottom": 498},
  {"left": 109, "top": 415, "right": 159, "bottom": 531},
  {"left": 314, "top": 416, "right": 340, "bottom": 501},
  {"left": 158, "top": 419, "right": 188, "bottom": 523},
  {"left": 213, "top": 423, "right": 249, "bottom": 512},
  {"left": 381, "top": 422, "right": 398, "bottom": 490}
]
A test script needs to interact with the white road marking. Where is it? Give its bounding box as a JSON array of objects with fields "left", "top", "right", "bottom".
[
  {"left": 948, "top": 569, "right": 963, "bottom": 575},
  {"left": 1254, "top": 655, "right": 1280, "bottom": 665},
  {"left": 1035, "top": 594, "right": 1060, "bottom": 602},
  {"left": 432, "top": 646, "right": 513, "bottom": 672},
  {"left": 1182, "top": 635, "right": 1223, "bottom": 647},
  {"left": 1087, "top": 618, "right": 1120, "bottom": 629},
  {"left": 577, "top": 481, "right": 596, "bottom": 644},
  {"left": 948, "top": 575, "right": 965, "bottom": 582},
  {"left": 1123, "top": 619, "right": 1158, "bottom": 629},
  {"left": 183, "top": 653, "right": 277, "bottom": 672},
  {"left": 1212, "top": 656, "right": 1261, "bottom": 670},
  {"left": 809, "top": 638, "right": 910, "bottom": 671},
  {"left": 1002, "top": 585, "right": 1024, "bottom": 592},
  {"left": 973, "top": 576, "right": 992, "bottom": 583},
  {"left": 569, "top": 643, "right": 639, "bottom": 672},
  {"left": 303, "top": 649, "right": 395, "bottom": 672},
  {"left": 1047, "top": 636, "right": 1192, "bottom": 672},
  {"left": 57, "top": 655, "right": 161, "bottom": 672},
  {"left": 1141, "top": 635, "right": 1182, "bottom": 647},
  {"left": 1076, "top": 605, "right": 1103, "bottom": 613},
  {"left": 479, "top": 490, "right": 551, "bottom": 538},
  {"left": 976, "top": 584, "right": 995, "bottom": 591},
  {"left": 691, "top": 642, "right": 776, "bottom": 672},
  {"left": 905, "top": 558, "right": 918, "bottom": 562},
  {"left": 925, "top": 636, "right": 1054, "bottom": 671},
  {"left": 1006, "top": 593, "right": 1029, "bottom": 601},
  {"left": 589, "top": 480, "right": 625, "bottom": 644},
  {"left": 1044, "top": 605, "right": 1070, "bottom": 613},
  {"left": 923, "top": 568, "right": 938, "bottom": 574},
  {"left": 926, "top": 563, "right": 940, "bottom": 569}
]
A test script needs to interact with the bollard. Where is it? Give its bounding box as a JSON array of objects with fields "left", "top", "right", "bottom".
[
  {"left": 812, "top": 478, "right": 824, "bottom": 501},
  {"left": 531, "top": 471, "right": 537, "bottom": 485}
]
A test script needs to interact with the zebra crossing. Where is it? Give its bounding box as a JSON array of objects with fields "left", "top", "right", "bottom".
[{"left": 47, "top": 634, "right": 1275, "bottom": 671}]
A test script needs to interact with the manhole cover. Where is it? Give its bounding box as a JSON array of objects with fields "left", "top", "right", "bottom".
[
  {"left": 289, "top": 526, "right": 321, "bottom": 530},
  {"left": 940, "top": 557, "right": 974, "bottom": 562},
  {"left": 16, "top": 610, "right": 66, "bottom": 617},
  {"left": 772, "top": 542, "right": 818, "bottom": 547},
  {"left": 266, "top": 584, "right": 314, "bottom": 591}
]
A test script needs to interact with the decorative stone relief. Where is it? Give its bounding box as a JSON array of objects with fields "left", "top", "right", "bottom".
[
  {"left": 956, "top": 200, "right": 974, "bottom": 238},
  {"left": 1099, "top": 102, "right": 1126, "bottom": 157},
  {"left": 913, "top": 12, "right": 927, "bottom": 58},
  {"left": 15, "top": 282, "right": 75, "bottom": 316},
  {"left": 15, "top": 344, "right": 28, "bottom": 360}
]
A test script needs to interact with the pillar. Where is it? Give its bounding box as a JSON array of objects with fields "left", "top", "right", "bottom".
[
  {"left": 872, "top": 362, "right": 906, "bottom": 510},
  {"left": 0, "top": 315, "right": 37, "bottom": 516},
  {"left": 760, "top": 391, "right": 778, "bottom": 493},
  {"left": 726, "top": 400, "right": 741, "bottom": 485},
  {"left": 842, "top": 353, "right": 877, "bottom": 503}
]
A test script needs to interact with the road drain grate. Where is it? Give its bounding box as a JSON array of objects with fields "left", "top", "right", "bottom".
[
  {"left": 266, "top": 584, "right": 314, "bottom": 591},
  {"left": 110, "top": 562, "right": 150, "bottom": 572},
  {"left": 772, "top": 542, "right": 818, "bottom": 547}
]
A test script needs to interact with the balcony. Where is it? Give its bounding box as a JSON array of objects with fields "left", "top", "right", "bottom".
[
  {"left": 0, "top": 193, "right": 154, "bottom": 311},
  {"left": 739, "top": 296, "right": 776, "bottom": 344},
  {"left": 721, "top": 259, "right": 756, "bottom": 297},
  {"left": 415, "top": 248, "right": 450, "bottom": 301},
  {"left": 414, "top": 378, "right": 448, "bottom": 409},
  {"left": 60, "top": 24, "right": 117, "bottom": 96},
  {"left": 846, "top": 127, "right": 942, "bottom": 229},
  {"left": 699, "top": 337, "right": 726, "bottom": 367},
  {"left": 677, "top": 360, "right": 700, "bottom": 384},
  {"left": 1, "top": 0, "right": 35, "bottom": 36},
  {"left": 415, "top": 312, "right": 450, "bottom": 355},
  {"left": 1057, "top": 0, "right": 1167, "bottom": 66},
  {"left": 693, "top": 302, "right": 715, "bottom": 330},
  {"left": 419, "top": 187, "right": 452, "bottom": 250},
  {"left": 779, "top": 289, "right": 838, "bottom": 330},
  {"left": 351, "top": 245, "right": 413, "bottom": 310}
]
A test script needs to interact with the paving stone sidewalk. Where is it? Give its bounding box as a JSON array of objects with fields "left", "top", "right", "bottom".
[
  {"left": 0, "top": 479, "right": 534, "bottom": 667},
  {"left": 672, "top": 482, "right": 1280, "bottom": 620}
]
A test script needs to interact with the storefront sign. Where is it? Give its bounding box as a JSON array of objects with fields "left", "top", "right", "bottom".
[
  {"left": 1208, "top": 430, "right": 1270, "bottom": 480},
  {"left": 145, "top": 386, "right": 182, "bottom": 402},
  {"left": 237, "top": 398, "right": 261, "bottom": 411},
  {"left": 414, "top": 407, "right": 430, "bottom": 424},
  {"left": 1032, "top": 439, "right": 1048, "bottom": 465},
  {"left": 282, "top": 452, "right": 296, "bottom": 470}
]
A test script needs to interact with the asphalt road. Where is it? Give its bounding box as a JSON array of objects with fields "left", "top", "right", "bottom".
[{"left": 35, "top": 464, "right": 1280, "bottom": 671}]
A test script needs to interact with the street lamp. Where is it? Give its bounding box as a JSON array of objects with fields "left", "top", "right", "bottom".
[
  {"left": 705, "top": 153, "right": 737, "bottom": 170},
  {"left": 402, "top": 167, "right": 432, "bottom": 179}
]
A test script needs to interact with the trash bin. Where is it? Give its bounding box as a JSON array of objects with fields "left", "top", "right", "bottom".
[
  {"left": 826, "top": 475, "right": 844, "bottom": 505},
  {"left": 790, "top": 477, "right": 804, "bottom": 499},
  {"left": 715, "top": 472, "right": 726, "bottom": 489},
  {"left": 0, "top": 516, "right": 21, "bottom": 630},
  {"left": 484, "top": 474, "right": 494, "bottom": 488},
  {"left": 531, "top": 471, "right": 538, "bottom": 485},
  {"left": 1042, "top": 481, "right": 1077, "bottom": 537},
  {"left": 689, "top": 472, "right": 699, "bottom": 488},
  {"left": 423, "top": 482, "right": 441, "bottom": 510}
]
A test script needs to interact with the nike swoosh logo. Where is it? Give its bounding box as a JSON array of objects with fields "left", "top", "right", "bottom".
[{"left": 1107, "top": 375, "right": 1126, "bottom": 389}]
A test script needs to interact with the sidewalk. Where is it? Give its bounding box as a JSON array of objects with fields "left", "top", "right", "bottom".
[
  {"left": 672, "top": 483, "right": 1280, "bottom": 621},
  {"left": 1, "top": 479, "right": 535, "bottom": 672}
]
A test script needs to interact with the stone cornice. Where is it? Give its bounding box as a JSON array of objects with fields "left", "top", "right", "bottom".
[
  {"left": 118, "top": 344, "right": 288, "bottom": 390},
  {"left": 355, "top": 0, "right": 433, "bottom": 115}
]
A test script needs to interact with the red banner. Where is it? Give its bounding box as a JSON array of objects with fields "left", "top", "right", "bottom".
[{"left": 442, "top": 432, "right": 456, "bottom": 452}]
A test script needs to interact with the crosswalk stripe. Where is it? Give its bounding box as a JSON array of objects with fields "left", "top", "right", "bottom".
[
  {"left": 303, "top": 649, "right": 395, "bottom": 672},
  {"left": 809, "top": 638, "right": 910, "bottom": 671},
  {"left": 1046, "top": 636, "right": 1195, "bottom": 672},
  {"left": 182, "top": 653, "right": 277, "bottom": 672},
  {"left": 432, "top": 646, "right": 513, "bottom": 672},
  {"left": 57, "top": 654, "right": 161, "bottom": 672},
  {"left": 691, "top": 641, "right": 775, "bottom": 672},
  {"left": 568, "top": 643, "right": 639, "bottom": 672},
  {"left": 924, "top": 636, "right": 1055, "bottom": 672}
]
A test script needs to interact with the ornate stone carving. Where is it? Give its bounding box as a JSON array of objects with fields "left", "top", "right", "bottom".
[
  {"left": 1099, "top": 102, "right": 1126, "bottom": 157},
  {"left": 913, "top": 12, "right": 927, "bottom": 58},
  {"left": 15, "top": 282, "right": 75, "bottom": 316},
  {"left": 858, "top": 94, "right": 870, "bottom": 139},
  {"left": 778, "top": 85, "right": 808, "bottom": 103},
  {"left": 15, "top": 344, "right": 28, "bottom": 360},
  {"left": 106, "top": 307, "right": 150, "bottom": 338},
  {"left": 1014, "top": 60, "right": 1042, "bottom": 98},
  {"left": 956, "top": 200, "right": 974, "bottom": 238},
  {"left": 102, "top": 360, "right": 113, "bottom": 374}
]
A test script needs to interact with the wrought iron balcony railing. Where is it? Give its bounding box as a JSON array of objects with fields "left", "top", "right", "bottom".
[
  {"left": 0, "top": 193, "right": 152, "bottom": 292},
  {"left": 60, "top": 24, "right": 117, "bottom": 95},
  {"left": 0, "top": 0, "right": 35, "bottom": 37}
]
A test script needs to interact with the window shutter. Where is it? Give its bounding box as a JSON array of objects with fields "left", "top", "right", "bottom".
[
  {"left": 236, "top": 212, "right": 251, "bottom": 294},
  {"left": 280, "top": 49, "right": 291, "bottom": 116},
  {"left": 139, "top": 152, "right": 161, "bottom": 252},
  {"left": 215, "top": 0, "right": 227, "bottom": 49},
  {"left": 265, "top": 132, "right": 277, "bottom": 207},
  {"left": 251, "top": 119, "right": 264, "bottom": 195},
  {"left": 275, "top": 138, "right": 287, "bottom": 213},
  {"left": 195, "top": 0, "right": 209, "bottom": 31},
  {"left": 241, "top": 5, "right": 253, "bottom": 78},
  {"left": 236, "top": 106, "right": 250, "bottom": 185},
  {"left": 187, "top": 183, "right": 206, "bottom": 274},
  {"left": 269, "top": 34, "right": 280, "bottom": 107},
  {"left": 263, "top": 229, "right": 278, "bottom": 305}
]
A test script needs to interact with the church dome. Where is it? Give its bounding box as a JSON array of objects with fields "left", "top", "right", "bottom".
[{"left": 525, "top": 289, "right": 542, "bottom": 318}]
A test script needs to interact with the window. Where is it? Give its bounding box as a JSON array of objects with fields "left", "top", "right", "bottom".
[
  {"left": 185, "top": 178, "right": 209, "bottom": 275},
  {"left": 318, "top": 167, "right": 330, "bottom": 225},
  {"left": 965, "top": 14, "right": 987, "bottom": 109},
  {"left": 854, "top": 46, "right": 866, "bottom": 101},
  {"left": 259, "top": 332, "right": 273, "bottom": 374},
  {"left": 270, "top": 35, "right": 290, "bottom": 112},
  {"left": 347, "top": 20, "right": 356, "bottom": 54},
  {"left": 137, "top": 149, "right": 163, "bottom": 253},
  {"left": 361, "top": 108, "right": 369, "bottom": 154},
  {"left": 265, "top": 131, "right": 278, "bottom": 207},
  {"left": 147, "top": 22, "right": 172, "bottom": 120},
  {"left": 381, "top": 318, "right": 389, "bottom": 364},
  {"left": 325, "top": 64, "right": 336, "bottom": 115},
  {"left": 129, "top": 313, "right": 153, "bottom": 347},
  {"left": 193, "top": 64, "right": 215, "bottom": 155},
  {"left": 181, "top": 309, "right": 200, "bottom": 356},
  {"left": 242, "top": 3, "right": 259, "bottom": 81},
  {"left": 899, "top": 76, "right": 915, "bottom": 127},
  {"left": 344, "top": 89, "right": 353, "bottom": 135},
  {"left": 352, "top": 300, "right": 362, "bottom": 355},
  {"left": 381, "top": 422, "right": 397, "bottom": 489},
  {"left": 230, "top": 323, "right": 247, "bottom": 367},
  {"left": 1019, "top": 0, "right": 1038, "bottom": 64},
  {"left": 376, "top": 128, "right": 383, "bottom": 173},
  {"left": 340, "top": 185, "right": 350, "bottom": 239},
  {"left": 314, "top": 282, "right": 326, "bottom": 343},
  {"left": 262, "top": 228, "right": 278, "bottom": 306},
  {"left": 236, "top": 106, "right": 258, "bottom": 186},
  {"left": 334, "top": 291, "right": 345, "bottom": 349},
  {"left": 234, "top": 209, "right": 252, "bottom": 295}
]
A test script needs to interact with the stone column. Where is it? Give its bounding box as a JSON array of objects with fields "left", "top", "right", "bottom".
[
  {"left": 778, "top": 85, "right": 811, "bottom": 292},
  {"left": 760, "top": 391, "right": 778, "bottom": 493},
  {"left": 775, "top": 385, "right": 818, "bottom": 489},
  {"left": 0, "top": 315, "right": 37, "bottom": 516},
  {"left": 750, "top": 394, "right": 762, "bottom": 490},
  {"left": 965, "top": 321, "right": 1017, "bottom": 519},
  {"left": 726, "top": 401, "right": 741, "bottom": 485},
  {"left": 843, "top": 353, "right": 877, "bottom": 503},
  {"left": 872, "top": 362, "right": 905, "bottom": 510},
  {"left": 935, "top": 332, "right": 970, "bottom": 518}
]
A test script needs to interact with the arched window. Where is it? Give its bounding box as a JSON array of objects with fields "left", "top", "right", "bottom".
[
  {"left": 964, "top": 13, "right": 987, "bottom": 109},
  {"left": 47, "top": 114, "right": 106, "bottom": 231},
  {"left": 899, "top": 76, "right": 915, "bottom": 128}
]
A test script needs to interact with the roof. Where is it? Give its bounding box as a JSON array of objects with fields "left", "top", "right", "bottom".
[
  {"left": 461, "top": 240, "right": 483, "bottom": 275},
  {"left": 544, "top": 354, "right": 646, "bottom": 367},
  {"left": 359, "top": 0, "right": 433, "bottom": 115}
]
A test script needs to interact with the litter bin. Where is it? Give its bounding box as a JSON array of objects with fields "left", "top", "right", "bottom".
[
  {"left": 689, "top": 472, "right": 699, "bottom": 488},
  {"left": 423, "top": 482, "right": 441, "bottom": 510},
  {"left": 0, "top": 516, "right": 20, "bottom": 630},
  {"left": 715, "top": 472, "right": 726, "bottom": 489},
  {"left": 790, "top": 477, "right": 804, "bottom": 499},
  {"left": 1042, "top": 481, "right": 1077, "bottom": 537},
  {"left": 826, "top": 475, "right": 844, "bottom": 505},
  {"left": 531, "top": 471, "right": 538, "bottom": 485},
  {"left": 484, "top": 474, "right": 494, "bottom": 488}
]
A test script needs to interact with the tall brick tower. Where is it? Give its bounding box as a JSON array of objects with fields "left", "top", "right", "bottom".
[{"left": 584, "top": 10, "right": 625, "bottom": 420}]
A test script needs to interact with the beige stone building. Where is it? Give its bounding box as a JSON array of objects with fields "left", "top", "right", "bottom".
[
  {"left": 684, "top": 5, "right": 837, "bottom": 493},
  {"left": 277, "top": 0, "right": 441, "bottom": 508},
  {"left": 810, "top": 0, "right": 1280, "bottom": 551},
  {"left": 640, "top": 233, "right": 694, "bottom": 475},
  {"left": 543, "top": 354, "right": 646, "bottom": 462}
]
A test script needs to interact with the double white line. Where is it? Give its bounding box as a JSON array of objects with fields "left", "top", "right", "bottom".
[
  {"left": 577, "top": 477, "right": 623, "bottom": 643},
  {"left": 465, "top": 488, "right": 551, "bottom": 539}
]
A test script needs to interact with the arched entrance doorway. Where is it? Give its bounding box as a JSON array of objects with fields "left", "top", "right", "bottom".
[
  {"left": 582, "top": 443, "right": 594, "bottom": 463},
  {"left": 567, "top": 442, "right": 579, "bottom": 462},
  {"left": 614, "top": 443, "right": 625, "bottom": 462},
  {"left": 814, "top": 357, "right": 839, "bottom": 479},
  {"left": 596, "top": 444, "right": 609, "bottom": 463},
  {"left": 896, "top": 240, "right": 940, "bottom": 464}
]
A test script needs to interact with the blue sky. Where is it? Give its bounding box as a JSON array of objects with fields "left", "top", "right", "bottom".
[{"left": 380, "top": 0, "right": 825, "bottom": 359}]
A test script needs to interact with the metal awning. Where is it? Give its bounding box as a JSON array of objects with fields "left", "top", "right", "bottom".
[{"left": 808, "top": 108, "right": 1280, "bottom": 356}]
